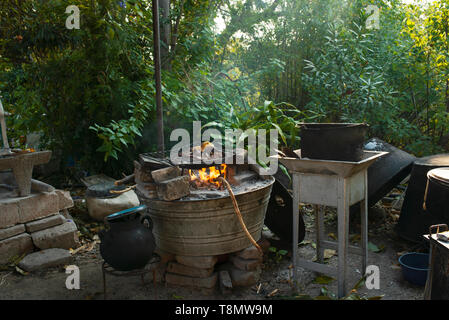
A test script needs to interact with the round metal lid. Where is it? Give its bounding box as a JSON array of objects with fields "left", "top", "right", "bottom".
[{"left": 427, "top": 167, "right": 449, "bottom": 186}]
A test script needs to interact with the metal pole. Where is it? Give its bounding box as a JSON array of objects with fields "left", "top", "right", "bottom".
[{"left": 152, "top": 0, "right": 165, "bottom": 155}]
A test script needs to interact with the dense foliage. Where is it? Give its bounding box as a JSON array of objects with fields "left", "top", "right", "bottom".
[{"left": 0, "top": 0, "right": 448, "bottom": 178}]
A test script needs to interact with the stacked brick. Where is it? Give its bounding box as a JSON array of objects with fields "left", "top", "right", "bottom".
[
  {"left": 0, "top": 190, "right": 78, "bottom": 264},
  {"left": 134, "top": 161, "right": 190, "bottom": 201},
  {"left": 154, "top": 238, "right": 270, "bottom": 294}
]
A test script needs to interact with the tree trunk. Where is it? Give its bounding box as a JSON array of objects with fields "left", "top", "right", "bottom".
[{"left": 159, "top": 0, "right": 171, "bottom": 70}]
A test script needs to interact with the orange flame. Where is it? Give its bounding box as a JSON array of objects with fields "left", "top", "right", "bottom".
[{"left": 189, "top": 164, "right": 227, "bottom": 188}]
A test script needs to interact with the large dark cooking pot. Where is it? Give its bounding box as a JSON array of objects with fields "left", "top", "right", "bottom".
[
  {"left": 299, "top": 123, "right": 369, "bottom": 162},
  {"left": 99, "top": 205, "right": 155, "bottom": 271}
]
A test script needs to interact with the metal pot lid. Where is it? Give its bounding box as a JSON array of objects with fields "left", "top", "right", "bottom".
[
  {"left": 85, "top": 182, "right": 127, "bottom": 199},
  {"left": 106, "top": 205, "right": 147, "bottom": 222},
  {"left": 428, "top": 167, "right": 449, "bottom": 186}
]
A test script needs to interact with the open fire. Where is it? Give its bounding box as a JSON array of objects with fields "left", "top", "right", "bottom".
[{"left": 188, "top": 164, "right": 227, "bottom": 189}]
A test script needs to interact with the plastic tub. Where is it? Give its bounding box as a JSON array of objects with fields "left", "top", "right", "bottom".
[{"left": 398, "top": 252, "right": 429, "bottom": 286}]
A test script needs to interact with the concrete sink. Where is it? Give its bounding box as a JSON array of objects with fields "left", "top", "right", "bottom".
[{"left": 0, "top": 151, "right": 52, "bottom": 197}]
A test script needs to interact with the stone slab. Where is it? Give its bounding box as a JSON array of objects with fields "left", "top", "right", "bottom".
[
  {"left": 55, "top": 190, "right": 74, "bottom": 210},
  {"left": 0, "top": 224, "right": 25, "bottom": 241},
  {"left": 167, "top": 262, "right": 214, "bottom": 278},
  {"left": 25, "top": 214, "right": 66, "bottom": 233},
  {"left": 165, "top": 272, "right": 218, "bottom": 289},
  {"left": 31, "top": 220, "right": 78, "bottom": 250},
  {"left": 0, "top": 233, "right": 34, "bottom": 265},
  {"left": 18, "top": 248, "right": 72, "bottom": 272},
  {"left": 175, "top": 255, "right": 218, "bottom": 269},
  {"left": 17, "top": 191, "right": 60, "bottom": 223}
]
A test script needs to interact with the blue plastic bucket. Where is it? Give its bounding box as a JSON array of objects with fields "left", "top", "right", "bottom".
[{"left": 398, "top": 252, "right": 429, "bottom": 286}]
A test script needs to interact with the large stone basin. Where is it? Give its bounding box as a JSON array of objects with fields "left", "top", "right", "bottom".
[{"left": 0, "top": 151, "right": 52, "bottom": 197}]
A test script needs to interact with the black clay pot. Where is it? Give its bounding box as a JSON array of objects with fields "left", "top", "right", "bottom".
[
  {"left": 299, "top": 123, "right": 369, "bottom": 162},
  {"left": 99, "top": 205, "right": 155, "bottom": 271}
]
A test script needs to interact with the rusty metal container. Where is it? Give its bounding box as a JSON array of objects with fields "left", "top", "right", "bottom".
[{"left": 140, "top": 177, "right": 275, "bottom": 256}]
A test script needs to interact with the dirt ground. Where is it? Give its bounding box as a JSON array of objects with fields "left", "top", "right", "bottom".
[{"left": 0, "top": 194, "right": 427, "bottom": 301}]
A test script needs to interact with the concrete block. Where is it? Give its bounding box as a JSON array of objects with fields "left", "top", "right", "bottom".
[
  {"left": 151, "top": 166, "right": 181, "bottom": 183},
  {"left": 25, "top": 214, "right": 66, "bottom": 233},
  {"left": 0, "top": 233, "right": 34, "bottom": 265},
  {"left": 134, "top": 161, "right": 154, "bottom": 183},
  {"left": 136, "top": 182, "right": 158, "bottom": 199},
  {"left": 156, "top": 176, "right": 190, "bottom": 201},
  {"left": 230, "top": 256, "right": 262, "bottom": 271},
  {"left": 175, "top": 255, "right": 218, "bottom": 269},
  {"left": 167, "top": 262, "right": 214, "bottom": 278},
  {"left": 229, "top": 266, "right": 261, "bottom": 287},
  {"left": 31, "top": 220, "right": 79, "bottom": 250},
  {"left": 165, "top": 272, "right": 217, "bottom": 289},
  {"left": 0, "top": 224, "right": 25, "bottom": 241},
  {"left": 18, "top": 248, "right": 72, "bottom": 272}
]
